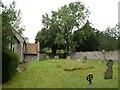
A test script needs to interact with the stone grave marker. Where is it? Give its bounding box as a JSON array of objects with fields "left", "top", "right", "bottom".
[
  {"left": 104, "top": 59, "right": 113, "bottom": 79},
  {"left": 83, "top": 55, "right": 87, "bottom": 63},
  {"left": 102, "top": 50, "right": 107, "bottom": 62}
]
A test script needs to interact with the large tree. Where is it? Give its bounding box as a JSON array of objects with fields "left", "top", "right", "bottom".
[
  {"left": 99, "top": 25, "right": 119, "bottom": 51},
  {"left": 73, "top": 20, "right": 100, "bottom": 51},
  {"left": 2, "top": 1, "right": 25, "bottom": 48},
  {"left": 1, "top": 1, "right": 25, "bottom": 83},
  {"left": 35, "top": 12, "right": 60, "bottom": 54},
  {"left": 36, "top": 1, "right": 89, "bottom": 55}
]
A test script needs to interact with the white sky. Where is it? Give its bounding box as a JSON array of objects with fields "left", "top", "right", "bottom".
[{"left": 2, "top": 0, "right": 119, "bottom": 43}]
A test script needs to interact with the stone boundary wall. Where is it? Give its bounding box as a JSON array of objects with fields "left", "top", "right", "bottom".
[
  {"left": 70, "top": 51, "right": 118, "bottom": 61},
  {"left": 39, "top": 54, "right": 48, "bottom": 59},
  {"left": 37, "top": 51, "right": 118, "bottom": 61},
  {"left": 24, "top": 54, "right": 38, "bottom": 61}
]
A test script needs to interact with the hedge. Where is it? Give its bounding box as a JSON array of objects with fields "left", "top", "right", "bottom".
[{"left": 2, "top": 48, "right": 19, "bottom": 83}]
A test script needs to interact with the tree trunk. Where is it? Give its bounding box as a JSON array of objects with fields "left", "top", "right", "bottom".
[{"left": 52, "top": 47, "right": 56, "bottom": 55}]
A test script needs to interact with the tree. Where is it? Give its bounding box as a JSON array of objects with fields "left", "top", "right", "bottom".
[
  {"left": 118, "top": 23, "right": 120, "bottom": 51},
  {"left": 55, "top": 2, "right": 89, "bottom": 55},
  {"left": 36, "top": 1, "right": 89, "bottom": 56},
  {"left": 1, "top": 1, "right": 24, "bottom": 83},
  {"left": 2, "top": 1, "right": 25, "bottom": 48},
  {"left": 35, "top": 12, "right": 60, "bottom": 54},
  {"left": 99, "top": 25, "right": 118, "bottom": 51},
  {"left": 73, "top": 20, "right": 100, "bottom": 51},
  {"left": 105, "top": 25, "right": 119, "bottom": 39}
]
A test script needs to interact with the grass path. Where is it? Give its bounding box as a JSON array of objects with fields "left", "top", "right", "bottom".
[{"left": 3, "top": 59, "right": 118, "bottom": 88}]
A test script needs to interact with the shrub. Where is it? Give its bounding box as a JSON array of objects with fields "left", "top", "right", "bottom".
[{"left": 2, "top": 48, "right": 19, "bottom": 83}]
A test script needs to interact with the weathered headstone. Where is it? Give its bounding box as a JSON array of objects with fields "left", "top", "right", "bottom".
[
  {"left": 102, "top": 50, "right": 107, "bottom": 62},
  {"left": 104, "top": 59, "right": 113, "bottom": 79},
  {"left": 83, "top": 55, "right": 87, "bottom": 63}
]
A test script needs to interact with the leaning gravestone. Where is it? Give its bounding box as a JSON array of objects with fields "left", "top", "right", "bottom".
[
  {"left": 104, "top": 59, "right": 113, "bottom": 79},
  {"left": 83, "top": 55, "right": 87, "bottom": 63}
]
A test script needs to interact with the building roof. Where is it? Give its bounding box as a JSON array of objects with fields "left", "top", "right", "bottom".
[
  {"left": 12, "top": 29, "right": 27, "bottom": 43},
  {"left": 25, "top": 43, "right": 38, "bottom": 54}
]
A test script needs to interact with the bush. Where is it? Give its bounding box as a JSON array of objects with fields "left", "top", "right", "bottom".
[{"left": 2, "top": 48, "right": 19, "bottom": 83}]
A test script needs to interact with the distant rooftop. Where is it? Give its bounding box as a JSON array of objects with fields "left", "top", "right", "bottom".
[{"left": 25, "top": 43, "right": 38, "bottom": 54}]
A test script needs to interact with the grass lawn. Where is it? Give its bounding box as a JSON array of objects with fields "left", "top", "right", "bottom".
[{"left": 2, "top": 59, "right": 118, "bottom": 88}]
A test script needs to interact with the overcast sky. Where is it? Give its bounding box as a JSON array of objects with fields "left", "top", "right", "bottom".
[{"left": 2, "top": 0, "right": 119, "bottom": 43}]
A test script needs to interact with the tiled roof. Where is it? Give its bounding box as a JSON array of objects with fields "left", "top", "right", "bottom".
[{"left": 25, "top": 43, "right": 38, "bottom": 54}]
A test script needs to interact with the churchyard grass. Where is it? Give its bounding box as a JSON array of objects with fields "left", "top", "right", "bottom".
[{"left": 2, "top": 59, "right": 118, "bottom": 88}]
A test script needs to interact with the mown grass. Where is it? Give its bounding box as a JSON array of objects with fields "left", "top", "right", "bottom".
[{"left": 2, "top": 59, "right": 118, "bottom": 88}]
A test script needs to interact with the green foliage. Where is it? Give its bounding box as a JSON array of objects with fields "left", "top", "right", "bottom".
[
  {"left": 2, "top": 1, "right": 25, "bottom": 48},
  {"left": 99, "top": 34, "right": 118, "bottom": 51},
  {"left": 99, "top": 25, "right": 118, "bottom": 51},
  {"left": 73, "top": 21, "right": 100, "bottom": 51},
  {"left": 105, "top": 25, "right": 119, "bottom": 38},
  {"left": 73, "top": 22, "right": 118, "bottom": 51},
  {"left": 36, "top": 1, "right": 118, "bottom": 53},
  {"left": 36, "top": 1, "right": 89, "bottom": 55},
  {"left": 2, "top": 48, "right": 19, "bottom": 83}
]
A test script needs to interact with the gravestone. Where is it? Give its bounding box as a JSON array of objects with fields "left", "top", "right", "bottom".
[
  {"left": 102, "top": 50, "right": 107, "bottom": 62},
  {"left": 83, "top": 55, "right": 87, "bottom": 63},
  {"left": 104, "top": 59, "right": 113, "bottom": 79}
]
